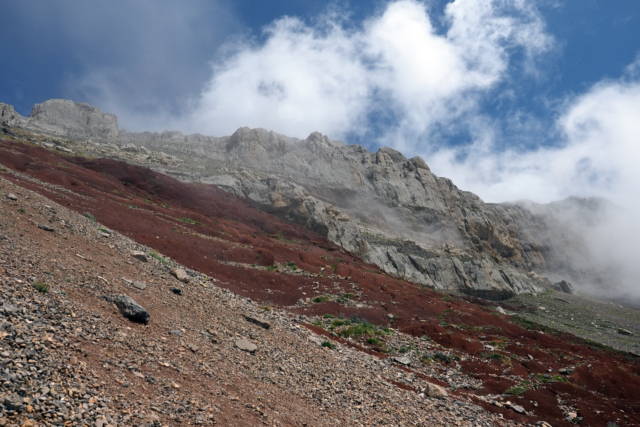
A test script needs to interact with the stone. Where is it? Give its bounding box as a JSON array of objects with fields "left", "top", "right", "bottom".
[
  {"left": 170, "top": 330, "right": 183, "bottom": 337},
  {"left": 618, "top": 328, "right": 633, "bottom": 336},
  {"left": 556, "top": 280, "right": 576, "bottom": 295},
  {"left": 394, "top": 357, "right": 411, "bottom": 366},
  {"left": 243, "top": 314, "right": 271, "bottom": 329},
  {"left": 387, "top": 313, "right": 394, "bottom": 319},
  {"left": 131, "top": 251, "right": 149, "bottom": 262},
  {"left": 170, "top": 268, "right": 190, "bottom": 283},
  {"left": 527, "top": 354, "right": 534, "bottom": 360},
  {"left": 511, "top": 404, "right": 526, "bottom": 414},
  {"left": 38, "top": 223, "right": 54, "bottom": 232},
  {"left": 424, "top": 383, "right": 448, "bottom": 398},
  {"left": 2, "top": 303, "right": 18, "bottom": 315},
  {"left": 308, "top": 336, "right": 324, "bottom": 346},
  {"left": 6, "top": 193, "right": 17, "bottom": 201},
  {"left": 235, "top": 339, "right": 257, "bottom": 353},
  {"left": 103, "top": 294, "right": 150, "bottom": 324},
  {"left": 171, "top": 287, "right": 183, "bottom": 295},
  {"left": 496, "top": 306, "right": 507, "bottom": 315},
  {"left": 132, "top": 281, "right": 146, "bottom": 290}
]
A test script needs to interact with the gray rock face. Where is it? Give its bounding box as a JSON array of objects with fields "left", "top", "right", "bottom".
[
  {"left": 3, "top": 99, "right": 609, "bottom": 299},
  {"left": 104, "top": 294, "right": 150, "bottom": 324},
  {"left": 1, "top": 100, "right": 118, "bottom": 142}
]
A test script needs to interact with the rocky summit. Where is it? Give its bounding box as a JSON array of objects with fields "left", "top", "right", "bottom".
[{"left": 0, "top": 100, "right": 609, "bottom": 300}]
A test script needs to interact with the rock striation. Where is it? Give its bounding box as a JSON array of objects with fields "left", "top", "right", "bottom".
[{"left": 1, "top": 99, "right": 608, "bottom": 299}]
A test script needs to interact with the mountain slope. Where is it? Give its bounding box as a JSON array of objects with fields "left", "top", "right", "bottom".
[{"left": 0, "top": 100, "right": 607, "bottom": 300}]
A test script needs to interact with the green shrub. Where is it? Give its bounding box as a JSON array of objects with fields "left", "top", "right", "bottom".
[
  {"left": 367, "top": 337, "right": 381, "bottom": 345},
  {"left": 339, "top": 323, "right": 377, "bottom": 338},
  {"left": 321, "top": 341, "right": 335, "bottom": 350},
  {"left": 323, "top": 314, "right": 335, "bottom": 319},
  {"left": 83, "top": 212, "right": 97, "bottom": 222},
  {"left": 434, "top": 352, "right": 452, "bottom": 364},
  {"left": 313, "top": 295, "right": 330, "bottom": 303},
  {"left": 34, "top": 281, "right": 50, "bottom": 294}
]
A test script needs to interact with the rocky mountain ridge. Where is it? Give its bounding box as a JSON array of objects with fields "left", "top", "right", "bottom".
[{"left": 0, "top": 99, "right": 606, "bottom": 300}]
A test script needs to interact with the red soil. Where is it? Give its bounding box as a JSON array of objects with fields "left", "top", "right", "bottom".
[{"left": 2, "top": 139, "right": 640, "bottom": 426}]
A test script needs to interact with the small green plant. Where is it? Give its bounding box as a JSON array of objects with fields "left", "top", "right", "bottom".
[
  {"left": 149, "top": 250, "right": 169, "bottom": 265},
  {"left": 504, "top": 380, "right": 531, "bottom": 396},
  {"left": 125, "top": 204, "right": 138, "bottom": 209},
  {"left": 179, "top": 217, "right": 204, "bottom": 225},
  {"left": 266, "top": 265, "right": 279, "bottom": 272},
  {"left": 321, "top": 341, "right": 335, "bottom": 350},
  {"left": 259, "top": 305, "right": 271, "bottom": 312},
  {"left": 367, "top": 337, "right": 381, "bottom": 345},
  {"left": 313, "top": 295, "right": 330, "bottom": 303},
  {"left": 420, "top": 335, "right": 431, "bottom": 341},
  {"left": 323, "top": 314, "right": 335, "bottom": 319},
  {"left": 340, "top": 323, "right": 377, "bottom": 338},
  {"left": 18, "top": 208, "right": 25, "bottom": 214},
  {"left": 330, "top": 263, "right": 338, "bottom": 272},
  {"left": 330, "top": 319, "right": 348, "bottom": 329},
  {"left": 312, "top": 319, "right": 323, "bottom": 327},
  {"left": 83, "top": 212, "right": 97, "bottom": 222},
  {"left": 34, "top": 281, "right": 50, "bottom": 294},
  {"left": 434, "top": 352, "right": 452, "bottom": 364},
  {"left": 285, "top": 261, "right": 298, "bottom": 270}
]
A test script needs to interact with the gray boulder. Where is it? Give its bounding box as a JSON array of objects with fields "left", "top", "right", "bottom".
[{"left": 104, "top": 294, "right": 150, "bottom": 324}]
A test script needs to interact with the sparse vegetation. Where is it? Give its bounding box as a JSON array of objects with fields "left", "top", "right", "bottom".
[
  {"left": 149, "top": 250, "right": 169, "bottom": 265},
  {"left": 83, "top": 212, "right": 96, "bottom": 222},
  {"left": 313, "top": 295, "right": 330, "bottom": 303},
  {"left": 34, "top": 281, "right": 49, "bottom": 294},
  {"left": 504, "top": 380, "right": 531, "bottom": 396},
  {"left": 179, "top": 217, "right": 204, "bottom": 225},
  {"left": 321, "top": 341, "right": 335, "bottom": 350}
]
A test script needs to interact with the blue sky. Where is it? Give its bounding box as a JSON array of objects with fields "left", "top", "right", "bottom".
[{"left": 2, "top": 0, "right": 640, "bottom": 205}]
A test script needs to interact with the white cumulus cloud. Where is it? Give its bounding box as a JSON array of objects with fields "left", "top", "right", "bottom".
[{"left": 187, "top": 0, "right": 553, "bottom": 144}]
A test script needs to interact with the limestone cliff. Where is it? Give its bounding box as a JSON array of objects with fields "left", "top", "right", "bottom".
[{"left": 1, "top": 100, "right": 606, "bottom": 299}]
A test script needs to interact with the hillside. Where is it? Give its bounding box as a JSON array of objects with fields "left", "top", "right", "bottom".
[
  {"left": 1, "top": 134, "right": 640, "bottom": 426},
  {"left": 0, "top": 100, "right": 611, "bottom": 300}
]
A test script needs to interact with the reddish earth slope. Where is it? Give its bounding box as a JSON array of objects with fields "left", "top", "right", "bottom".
[{"left": 2, "top": 138, "right": 640, "bottom": 426}]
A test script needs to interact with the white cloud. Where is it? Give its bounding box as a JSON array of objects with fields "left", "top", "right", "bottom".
[{"left": 187, "top": 0, "right": 553, "bottom": 142}]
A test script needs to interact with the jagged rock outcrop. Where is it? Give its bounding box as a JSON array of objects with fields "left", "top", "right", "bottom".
[
  {"left": 0, "top": 99, "right": 118, "bottom": 142},
  {"left": 1, "top": 100, "right": 607, "bottom": 299}
]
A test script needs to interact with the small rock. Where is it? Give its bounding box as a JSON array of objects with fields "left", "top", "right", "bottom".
[
  {"left": 527, "top": 354, "right": 534, "bottom": 360},
  {"left": 170, "top": 268, "right": 190, "bottom": 283},
  {"left": 132, "top": 281, "right": 146, "bottom": 290},
  {"left": 243, "top": 314, "right": 271, "bottom": 329},
  {"left": 21, "top": 420, "right": 37, "bottom": 427},
  {"left": 6, "top": 193, "right": 18, "bottom": 201},
  {"left": 131, "top": 251, "right": 149, "bottom": 262},
  {"left": 394, "top": 357, "right": 411, "bottom": 366},
  {"left": 559, "top": 368, "right": 568, "bottom": 374},
  {"left": 170, "top": 330, "right": 183, "bottom": 337},
  {"left": 424, "top": 382, "right": 448, "bottom": 398},
  {"left": 553, "top": 297, "right": 570, "bottom": 304},
  {"left": 38, "top": 223, "right": 55, "bottom": 232},
  {"left": 618, "top": 328, "right": 633, "bottom": 336},
  {"left": 538, "top": 306, "right": 546, "bottom": 311},
  {"left": 171, "top": 287, "right": 183, "bottom": 295},
  {"left": 235, "top": 339, "right": 258, "bottom": 353},
  {"left": 496, "top": 306, "right": 507, "bottom": 315},
  {"left": 387, "top": 313, "right": 394, "bottom": 319},
  {"left": 104, "top": 294, "right": 150, "bottom": 324},
  {"left": 511, "top": 404, "right": 526, "bottom": 414}
]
